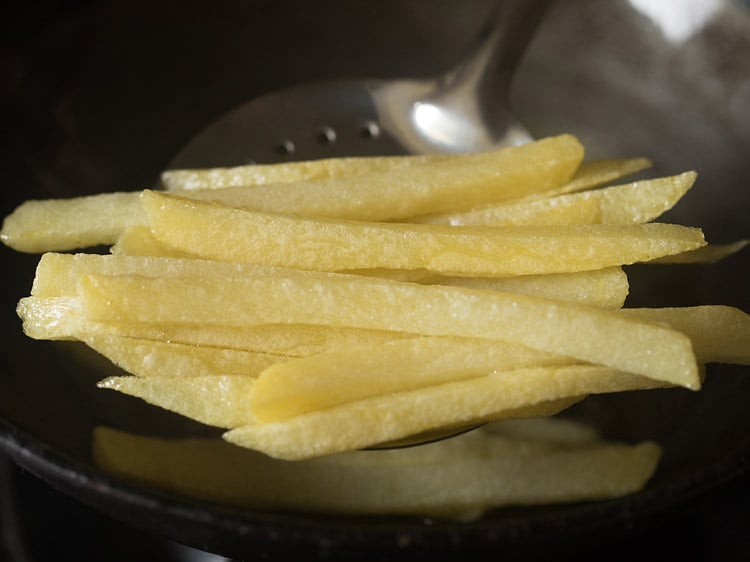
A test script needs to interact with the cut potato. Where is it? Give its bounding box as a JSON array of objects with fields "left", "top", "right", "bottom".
[
  {"left": 82, "top": 333, "right": 281, "bottom": 378},
  {"left": 110, "top": 226, "right": 193, "bottom": 258},
  {"left": 79, "top": 273, "right": 701, "bottom": 388},
  {"left": 420, "top": 172, "right": 695, "bottom": 226},
  {"left": 620, "top": 306, "right": 750, "bottom": 364},
  {"left": 99, "top": 375, "right": 256, "bottom": 427},
  {"left": 250, "top": 337, "right": 575, "bottom": 423},
  {"left": 93, "top": 425, "right": 660, "bottom": 517},
  {"left": 171, "top": 135, "right": 583, "bottom": 221},
  {"left": 142, "top": 191, "right": 705, "bottom": 277},
  {"left": 17, "top": 295, "right": 413, "bottom": 356},
  {"left": 224, "top": 365, "right": 667, "bottom": 458},
  {"left": 161, "top": 153, "right": 449, "bottom": 190},
  {"left": 0, "top": 191, "right": 144, "bottom": 253},
  {"left": 649, "top": 240, "right": 748, "bottom": 264}
]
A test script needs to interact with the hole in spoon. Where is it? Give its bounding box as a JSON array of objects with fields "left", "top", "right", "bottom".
[
  {"left": 275, "top": 139, "right": 296, "bottom": 156},
  {"left": 360, "top": 120, "right": 381, "bottom": 140},
  {"left": 317, "top": 126, "right": 337, "bottom": 144}
]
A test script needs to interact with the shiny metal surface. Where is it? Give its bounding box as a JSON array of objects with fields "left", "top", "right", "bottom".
[{"left": 170, "top": 0, "right": 548, "bottom": 168}]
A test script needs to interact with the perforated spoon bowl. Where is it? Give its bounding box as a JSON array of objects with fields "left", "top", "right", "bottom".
[{"left": 169, "top": 0, "right": 550, "bottom": 170}]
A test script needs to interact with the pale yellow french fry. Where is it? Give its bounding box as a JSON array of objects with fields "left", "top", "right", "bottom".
[
  {"left": 0, "top": 192, "right": 144, "bottom": 253},
  {"left": 1, "top": 136, "right": 583, "bottom": 253},
  {"left": 251, "top": 337, "right": 575, "bottom": 423},
  {"left": 556, "top": 157, "right": 652, "bottom": 195},
  {"left": 79, "top": 274, "right": 701, "bottom": 388},
  {"left": 435, "top": 267, "right": 629, "bottom": 309},
  {"left": 82, "top": 334, "right": 282, "bottom": 378},
  {"left": 99, "top": 375, "right": 256, "bottom": 427},
  {"left": 17, "top": 295, "right": 412, "bottom": 356},
  {"left": 225, "top": 365, "right": 667, "bottom": 459},
  {"left": 169, "top": 135, "right": 584, "bottom": 221},
  {"left": 161, "top": 154, "right": 449, "bottom": 190},
  {"left": 110, "top": 226, "right": 193, "bottom": 258},
  {"left": 30, "top": 252, "right": 341, "bottom": 298},
  {"left": 620, "top": 305, "right": 750, "bottom": 364},
  {"left": 420, "top": 172, "right": 695, "bottom": 227},
  {"left": 142, "top": 191, "right": 705, "bottom": 277},
  {"left": 649, "top": 240, "right": 749, "bottom": 264},
  {"left": 93, "top": 425, "right": 660, "bottom": 516}
]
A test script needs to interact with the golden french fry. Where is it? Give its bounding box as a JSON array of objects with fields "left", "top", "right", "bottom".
[
  {"left": 30, "top": 252, "right": 339, "bottom": 298},
  {"left": 420, "top": 172, "right": 695, "bottom": 227},
  {"left": 17, "top": 295, "right": 413, "bottom": 355},
  {"left": 78, "top": 273, "right": 701, "bottom": 389},
  {"left": 433, "top": 267, "right": 629, "bottom": 309},
  {"left": 620, "top": 305, "right": 750, "bottom": 364},
  {"left": 0, "top": 135, "right": 582, "bottom": 253},
  {"left": 110, "top": 226, "right": 193, "bottom": 258},
  {"left": 170, "top": 135, "right": 584, "bottom": 221},
  {"left": 225, "top": 365, "right": 667, "bottom": 458},
  {"left": 99, "top": 375, "right": 256, "bottom": 427},
  {"left": 649, "top": 240, "right": 749, "bottom": 264},
  {"left": 557, "top": 157, "right": 652, "bottom": 195},
  {"left": 0, "top": 192, "right": 144, "bottom": 253},
  {"left": 142, "top": 191, "right": 705, "bottom": 277},
  {"left": 250, "top": 337, "right": 573, "bottom": 423},
  {"left": 93, "top": 425, "right": 660, "bottom": 517},
  {"left": 82, "top": 333, "right": 282, "bottom": 377},
  {"left": 161, "top": 153, "right": 450, "bottom": 190}
]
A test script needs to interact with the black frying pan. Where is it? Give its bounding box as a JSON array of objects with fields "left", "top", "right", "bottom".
[{"left": 1, "top": 0, "right": 748, "bottom": 560}]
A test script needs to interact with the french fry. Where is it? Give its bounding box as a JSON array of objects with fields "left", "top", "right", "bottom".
[
  {"left": 99, "top": 375, "right": 256, "bottom": 427},
  {"left": 82, "top": 334, "right": 282, "bottom": 378},
  {"left": 110, "top": 226, "right": 193, "bottom": 258},
  {"left": 0, "top": 191, "right": 144, "bottom": 253},
  {"left": 17, "top": 295, "right": 413, "bottom": 356},
  {"left": 250, "top": 337, "right": 575, "bottom": 423},
  {"left": 170, "top": 135, "right": 584, "bottom": 221},
  {"left": 142, "top": 191, "right": 705, "bottom": 277},
  {"left": 432, "top": 267, "right": 629, "bottom": 309},
  {"left": 224, "top": 365, "right": 666, "bottom": 458},
  {"left": 0, "top": 135, "right": 583, "bottom": 253},
  {"left": 649, "top": 240, "right": 748, "bottom": 264},
  {"left": 161, "top": 153, "right": 449, "bottom": 190},
  {"left": 78, "top": 273, "right": 701, "bottom": 388},
  {"left": 419, "top": 172, "right": 695, "bottom": 226},
  {"left": 93, "top": 424, "right": 661, "bottom": 517},
  {"left": 620, "top": 306, "right": 750, "bottom": 364}
]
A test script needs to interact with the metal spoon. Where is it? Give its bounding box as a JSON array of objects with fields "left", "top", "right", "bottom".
[
  {"left": 168, "top": 0, "right": 551, "bottom": 449},
  {"left": 168, "top": 0, "right": 551, "bottom": 169}
]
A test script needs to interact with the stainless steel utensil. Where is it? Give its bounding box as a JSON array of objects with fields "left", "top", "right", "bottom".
[{"left": 169, "top": 0, "right": 550, "bottom": 169}]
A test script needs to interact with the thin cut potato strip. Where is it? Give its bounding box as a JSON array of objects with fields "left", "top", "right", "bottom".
[
  {"left": 142, "top": 191, "right": 705, "bottom": 277},
  {"left": 17, "top": 296, "right": 413, "bottom": 356},
  {"left": 649, "top": 239, "right": 748, "bottom": 264},
  {"left": 0, "top": 135, "right": 582, "bottom": 253},
  {"left": 33, "top": 251, "right": 630, "bottom": 309},
  {"left": 224, "top": 365, "right": 667, "bottom": 459},
  {"left": 78, "top": 274, "right": 701, "bottom": 388},
  {"left": 99, "top": 375, "right": 256, "bottom": 428},
  {"left": 0, "top": 191, "right": 144, "bottom": 253},
  {"left": 620, "top": 306, "right": 750, "bottom": 364},
  {"left": 170, "top": 135, "right": 584, "bottom": 221},
  {"left": 250, "top": 337, "right": 575, "bottom": 423},
  {"left": 30, "top": 252, "right": 346, "bottom": 298},
  {"left": 82, "top": 334, "right": 282, "bottom": 378},
  {"left": 93, "top": 425, "right": 661, "bottom": 517},
  {"left": 161, "top": 153, "right": 449, "bottom": 190},
  {"left": 420, "top": 172, "right": 695, "bottom": 226},
  {"left": 111, "top": 226, "right": 194, "bottom": 258}
]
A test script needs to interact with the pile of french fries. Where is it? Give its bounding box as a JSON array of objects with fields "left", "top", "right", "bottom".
[{"left": 4, "top": 134, "right": 749, "bottom": 515}]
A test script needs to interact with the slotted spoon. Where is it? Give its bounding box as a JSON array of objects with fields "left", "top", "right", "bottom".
[{"left": 169, "top": 0, "right": 550, "bottom": 169}]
